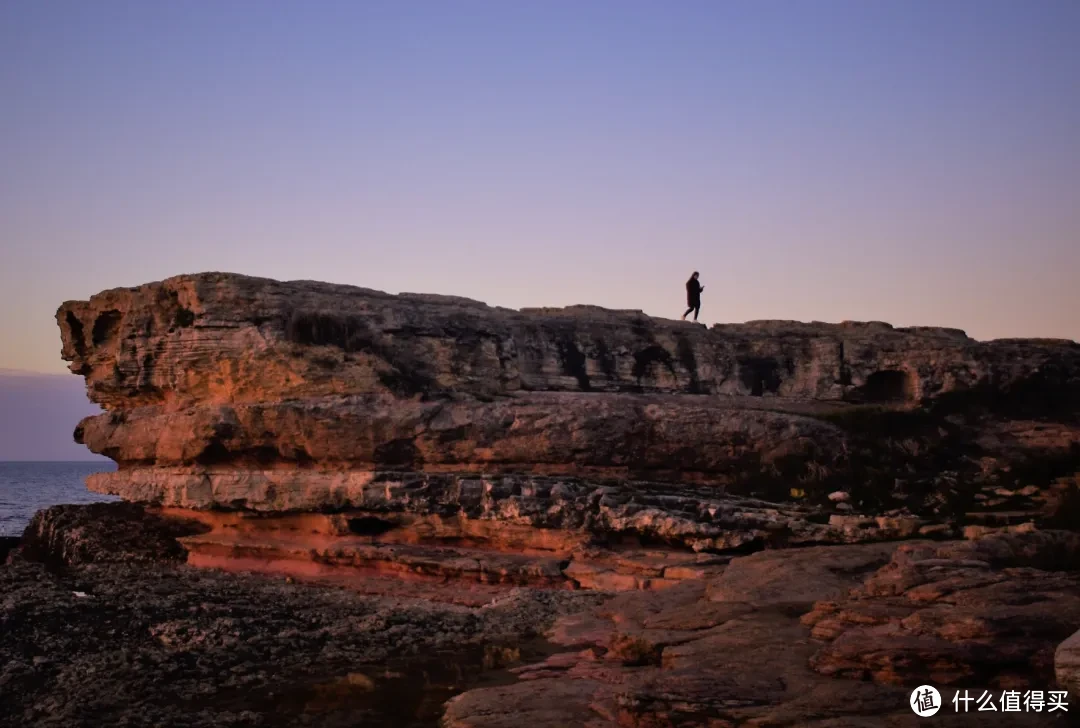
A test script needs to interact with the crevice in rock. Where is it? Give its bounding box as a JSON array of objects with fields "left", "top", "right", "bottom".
[
  {"left": 286, "top": 311, "right": 375, "bottom": 351},
  {"left": 632, "top": 345, "right": 675, "bottom": 382},
  {"left": 675, "top": 334, "right": 702, "bottom": 394},
  {"left": 373, "top": 438, "right": 422, "bottom": 468},
  {"left": 837, "top": 341, "right": 852, "bottom": 386},
  {"left": 91, "top": 310, "right": 122, "bottom": 345},
  {"left": 346, "top": 517, "right": 399, "bottom": 537},
  {"left": 555, "top": 337, "right": 591, "bottom": 391},
  {"left": 738, "top": 357, "right": 782, "bottom": 397},
  {"left": 594, "top": 339, "right": 618, "bottom": 380},
  {"left": 850, "top": 370, "right": 916, "bottom": 404},
  {"left": 195, "top": 440, "right": 232, "bottom": 466},
  {"left": 65, "top": 311, "right": 87, "bottom": 358},
  {"left": 174, "top": 307, "right": 195, "bottom": 327}
]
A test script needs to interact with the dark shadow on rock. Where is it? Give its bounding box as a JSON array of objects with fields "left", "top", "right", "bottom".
[{"left": 0, "top": 536, "right": 20, "bottom": 565}]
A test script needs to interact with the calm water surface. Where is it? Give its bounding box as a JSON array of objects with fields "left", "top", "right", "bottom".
[{"left": 0, "top": 461, "right": 119, "bottom": 536}]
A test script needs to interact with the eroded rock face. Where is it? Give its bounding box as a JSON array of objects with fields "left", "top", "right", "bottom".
[
  {"left": 0, "top": 553, "right": 603, "bottom": 728},
  {"left": 23, "top": 273, "right": 1080, "bottom": 726},
  {"left": 803, "top": 532, "right": 1080, "bottom": 687},
  {"left": 56, "top": 273, "right": 1080, "bottom": 553},
  {"left": 19, "top": 502, "right": 207, "bottom": 567},
  {"left": 74, "top": 392, "right": 847, "bottom": 477},
  {"left": 444, "top": 533, "right": 1080, "bottom": 728},
  {"left": 57, "top": 273, "right": 1080, "bottom": 410}
]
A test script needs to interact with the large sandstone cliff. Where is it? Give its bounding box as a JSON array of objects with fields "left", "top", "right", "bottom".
[
  {"left": 59, "top": 273, "right": 1077, "bottom": 409},
  {"left": 58, "top": 273, "right": 1080, "bottom": 547},
  {"left": 25, "top": 272, "right": 1080, "bottom": 726}
]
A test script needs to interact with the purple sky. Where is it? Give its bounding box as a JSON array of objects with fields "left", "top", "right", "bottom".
[
  {"left": 2, "top": 0, "right": 1078, "bottom": 374},
  {"left": 0, "top": 370, "right": 107, "bottom": 460}
]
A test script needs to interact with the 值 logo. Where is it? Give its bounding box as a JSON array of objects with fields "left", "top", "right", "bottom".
[{"left": 911, "top": 685, "right": 941, "bottom": 717}]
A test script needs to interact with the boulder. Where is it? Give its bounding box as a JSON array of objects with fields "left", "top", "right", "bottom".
[{"left": 20, "top": 502, "right": 207, "bottom": 567}]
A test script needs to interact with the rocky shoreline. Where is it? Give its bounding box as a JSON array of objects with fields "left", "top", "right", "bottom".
[
  {"left": 4, "top": 272, "right": 1079, "bottom": 726},
  {"left": 3, "top": 505, "right": 1079, "bottom": 727},
  {"left": 1, "top": 506, "right": 602, "bottom": 727}
]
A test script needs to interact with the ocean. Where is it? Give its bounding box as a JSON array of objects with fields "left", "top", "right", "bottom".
[{"left": 0, "top": 461, "right": 120, "bottom": 537}]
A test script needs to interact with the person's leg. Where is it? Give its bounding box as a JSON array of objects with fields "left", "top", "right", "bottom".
[
  {"left": 683, "top": 306, "right": 694, "bottom": 320},
  {"left": 693, "top": 305, "right": 700, "bottom": 321}
]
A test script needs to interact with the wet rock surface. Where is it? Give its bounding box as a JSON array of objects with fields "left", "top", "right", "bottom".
[
  {"left": 5, "top": 512, "right": 1079, "bottom": 727},
  {"left": 0, "top": 554, "right": 600, "bottom": 728}
]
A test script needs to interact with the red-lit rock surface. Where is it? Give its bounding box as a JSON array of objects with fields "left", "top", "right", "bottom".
[
  {"left": 444, "top": 533, "right": 1080, "bottom": 728},
  {"left": 9, "top": 272, "right": 1077, "bottom": 726}
]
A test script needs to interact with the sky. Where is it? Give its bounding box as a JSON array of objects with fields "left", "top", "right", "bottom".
[
  {"left": 0, "top": 370, "right": 107, "bottom": 460},
  {"left": 2, "top": 0, "right": 1078, "bottom": 376}
]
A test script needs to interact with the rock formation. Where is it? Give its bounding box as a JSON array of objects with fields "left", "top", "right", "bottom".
[
  {"left": 57, "top": 274, "right": 1080, "bottom": 551},
  {"left": 56, "top": 273, "right": 1079, "bottom": 409},
  {"left": 443, "top": 532, "right": 1080, "bottom": 727},
  {"left": 18, "top": 271, "right": 1080, "bottom": 725}
]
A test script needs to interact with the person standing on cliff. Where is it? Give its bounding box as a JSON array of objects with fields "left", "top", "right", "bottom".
[{"left": 682, "top": 271, "right": 704, "bottom": 321}]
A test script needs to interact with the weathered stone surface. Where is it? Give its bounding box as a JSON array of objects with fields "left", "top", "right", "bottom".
[
  {"left": 18, "top": 502, "right": 207, "bottom": 567},
  {"left": 445, "top": 535, "right": 1080, "bottom": 728},
  {"left": 24, "top": 273, "right": 1080, "bottom": 727},
  {"left": 706, "top": 542, "right": 898, "bottom": 608},
  {"left": 1056, "top": 628, "right": 1080, "bottom": 696},
  {"left": 74, "top": 393, "right": 848, "bottom": 489},
  {"left": 57, "top": 273, "right": 1080, "bottom": 410},
  {"left": 804, "top": 532, "right": 1080, "bottom": 687},
  {"left": 86, "top": 472, "right": 925, "bottom": 554},
  {"left": 0, "top": 554, "right": 601, "bottom": 728},
  {"left": 55, "top": 273, "right": 1080, "bottom": 546}
]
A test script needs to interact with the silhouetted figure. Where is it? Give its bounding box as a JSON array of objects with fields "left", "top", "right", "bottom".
[{"left": 682, "top": 271, "right": 704, "bottom": 321}]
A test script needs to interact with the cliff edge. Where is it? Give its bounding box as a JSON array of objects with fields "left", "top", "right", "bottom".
[
  {"left": 24, "top": 272, "right": 1080, "bottom": 726},
  {"left": 56, "top": 273, "right": 1080, "bottom": 554}
]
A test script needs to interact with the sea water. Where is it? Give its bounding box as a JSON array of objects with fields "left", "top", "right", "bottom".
[{"left": 0, "top": 461, "right": 119, "bottom": 536}]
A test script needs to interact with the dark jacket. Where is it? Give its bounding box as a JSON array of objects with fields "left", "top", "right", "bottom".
[{"left": 686, "top": 277, "right": 703, "bottom": 306}]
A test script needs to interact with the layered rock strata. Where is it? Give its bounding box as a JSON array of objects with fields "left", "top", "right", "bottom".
[
  {"left": 57, "top": 273, "right": 1079, "bottom": 409},
  {"left": 25, "top": 272, "right": 1080, "bottom": 726},
  {"left": 55, "top": 273, "right": 1080, "bottom": 583}
]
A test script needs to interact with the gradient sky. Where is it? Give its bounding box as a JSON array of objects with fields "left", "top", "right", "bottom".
[
  {"left": 2, "top": 0, "right": 1078, "bottom": 374},
  {"left": 0, "top": 371, "right": 107, "bottom": 460}
]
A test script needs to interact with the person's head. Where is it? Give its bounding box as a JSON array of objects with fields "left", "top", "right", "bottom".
[{"left": 691, "top": 271, "right": 699, "bottom": 279}]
